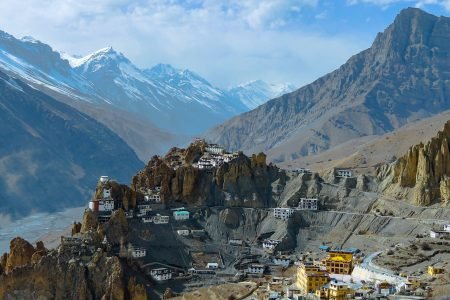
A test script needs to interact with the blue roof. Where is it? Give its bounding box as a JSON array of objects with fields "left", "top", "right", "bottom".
[
  {"left": 345, "top": 247, "right": 360, "bottom": 253},
  {"left": 174, "top": 210, "right": 189, "bottom": 215},
  {"left": 319, "top": 245, "right": 331, "bottom": 250}
]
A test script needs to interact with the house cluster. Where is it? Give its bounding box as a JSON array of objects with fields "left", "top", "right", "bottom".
[
  {"left": 144, "top": 186, "right": 162, "bottom": 203},
  {"left": 429, "top": 224, "right": 450, "bottom": 238},
  {"left": 194, "top": 143, "right": 239, "bottom": 170}
]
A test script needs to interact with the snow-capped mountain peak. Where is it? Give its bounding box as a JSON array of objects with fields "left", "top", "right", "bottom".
[{"left": 229, "top": 80, "right": 296, "bottom": 109}]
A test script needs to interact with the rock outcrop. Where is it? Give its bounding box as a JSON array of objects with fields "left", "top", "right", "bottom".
[
  {"left": 378, "top": 120, "right": 450, "bottom": 205},
  {"left": 131, "top": 141, "right": 284, "bottom": 208},
  {"left": 0, "top": 237, "right": 148, "bottom": 299}
]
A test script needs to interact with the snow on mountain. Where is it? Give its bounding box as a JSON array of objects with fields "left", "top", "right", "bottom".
[
  {"left": 0, "top": 30, "right": 294, "bottom": 136},
  {"left": 228, "top": 80, "right": 297, "bottom": 110}
]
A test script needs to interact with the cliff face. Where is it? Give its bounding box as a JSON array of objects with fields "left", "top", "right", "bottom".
[
  {"left": 132, "top": 142, "right": 284, "bottom": 208},
  {"left": 0, "top": 238, "right": 146, "bottom": 299},
  {"left": 378, "top": 120, "right": 450, "bottom": 205}
]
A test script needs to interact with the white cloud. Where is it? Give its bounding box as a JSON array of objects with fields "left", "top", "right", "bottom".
[
  {"left": 347, "top": 0, "right": 450, "bottom": 10},
  {"left": 0, "top": 0, "right": 364, "bottom": 87}
]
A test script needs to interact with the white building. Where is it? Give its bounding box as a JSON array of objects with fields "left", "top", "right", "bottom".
[
  {"left": 274, "top": 208, "right": 294, "bottom": 220},
  {"left": 145, "top": 193, "right": 161, "bottom": 203},
  {"left": 89, "top": 199, "right": 115, "bottom": 212},
  {"left": 141, "top": 216, "right": 153, "bottom": 223},
  {"left": 430, "top": 230, "right": 449, "bottom": 238},
  {"left": 150, "top": 268, "right": 172, "bottom": 281},
  {"left": 177, "top": 229, "right": 190, "bottom": 236},
  {"left": 263, "top": 239, "right": 280, "bottom": 250},
  {"left": 336, "top": 169, "right": 353, "bottom": 178},
  {"left": 99, "top": 176, "right": 109, "bottom": 184},
  {"left": 153, "top": 214, "right": 169, "bottom": 224},
  {"left": 173, "top": 210, "right": 190, "bottom": 221},
  {"left": 205, "top": 144, "right": 225, "bottom": 155},
  {"left": 197, "top": 157, "right": 214, "bottom": 169},
  {"left": 129, "top": 245, "right": 146, "bottom": 258},
  {"left": 297, "top": 198, "right": 318, "bottom": 210},
  {"left": 206, "top": 262, "right": 219, "bottom": 269},
  {"left": 444, "top": 224, "right": 450, "bottom": 232},
  {"left": 247, "top": 264, "right": 265, "bottom": 275},
  {"left": 273, "top": 256, "right": 291, "bottom": 267},
  {"left": 292, "top": 168, "right": 312, "bottom": 175}
]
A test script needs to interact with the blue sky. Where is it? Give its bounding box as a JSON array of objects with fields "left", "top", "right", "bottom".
[{"left": 0, "top": 0, "right": 448, "bottom": 88}]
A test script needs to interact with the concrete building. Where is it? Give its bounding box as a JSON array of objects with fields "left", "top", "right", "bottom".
[
  {"left": 429, "top": 230, "right": 449, "bottom": 238},
  {"left": 428, "top": 265, "right": 445, "bottom": 276},
  {"left": 205, "top": 144, "right": 225, "bottom": 155},
  {"left": 89, "top": 198, "right": 115, "bottom": 212},
  {"left": 297, "top": 198, "right": 318, "bottom": 210},
  {"left": 173, "top": 210, "right": 190, "bottom": 221},
  {"left": 444, "top": 224, "right": 450, "bottom": 232},
  {"left": 321, "top": 250, "right": 353, "bottom": 275},
  {"left": 315, "top": 280, "right": 354, "bottom": 300},
  {"left": 292, "top": 168, "right": 312, "bottom": 175},
  {"left": 247, "top": 264, "right": 265, "bottom": 275},
  {"left": 177, "top": 229, "right": 190, "bottom": 236},
  {"left": 274, "top": 208, "right": 294, "bottom": 220},
  {"left": 263, "top": 239, "right": 280, "bottom": 250},
  {"left": 150, "top": 268, "right": 172, "bottom": 281},
  {"left": 128, "top": 245, "right": 146, "bottom": 258},
  {"left": 145, "top": 193, "right": 161, "bottom": 203},
  {"left": 273, "top": 256, "right": 291, "bottom": 267},
  {"left": 153, "top": 214, "right": 169, "bottom": 224},
  {"left": 297, "top": 263, "right": 330, "bottom": 294},
  {"left": 206, "top": 262, "right": 219, "bottom": 269},
  {"left": 335, "top": 169, "right": 353, "bottom": 178}
]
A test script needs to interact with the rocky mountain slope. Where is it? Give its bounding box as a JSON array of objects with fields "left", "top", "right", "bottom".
[
  {"left": 378, "top": 120, "right": 450, "bottom": 205},
  {"left": 206, "top": 8, "right": 450, "bottom": 163},
  {"left": 130, "top": 140, "right": 285, "bottom": 208},
  {"left": 0, "top": 70, "right": 142, "bottom": 218}
]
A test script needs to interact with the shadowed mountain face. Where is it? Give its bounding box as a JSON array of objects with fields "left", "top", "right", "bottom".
[
  {"left": 0, "top": 71, "right": 143, "bottom": 218},
  {"left": 206, "top": 8, "right": 450, "bottom": 163}
]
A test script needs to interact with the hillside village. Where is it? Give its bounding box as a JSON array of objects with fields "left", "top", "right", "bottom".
[{"left": 59, "top": 139, "right": 450, "bottom": 299}]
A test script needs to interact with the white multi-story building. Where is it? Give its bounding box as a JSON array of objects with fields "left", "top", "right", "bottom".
[
  {"left": 263, "top": 239, "right": 280, "bottom": 250},
  {"left": 89, "top": 199, "right": 115, "bottom": 212},
  {"left": 444, "top": 224, "right": 450, "bottom": 232},
  {"left": 274, "top": 208, "right": 294, "bottom": 220},
  {"left": 292, "top": 168, "right": 312, "bottom": 175},
  {"left": 247, "top": 264, "right": 265, "bottom": 275},
  {"left": 150, "top": 268, "right": 172, "bottom": 281},
  {"left": 145, "top": 193, "right": 161, "bottom": 203},
  {"left": 430, "top": 230, "right": 449, "bottom": 238},
  {"left": 273, "top": 256, "right": 291, "bottom": 267},
  {"left": 297, "top": 198, "right": 318, "bottom": 210},
  {"left": 229, "top": 239, "right": 243, "bottom": 246},
  {"left": 205, "top": 144, "right": 225, "bottom": 155},
  {"left": 336, "top": 169, "right": 353, "bottom": 178}
]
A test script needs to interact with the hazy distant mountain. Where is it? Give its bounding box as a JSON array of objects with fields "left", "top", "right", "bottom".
[
  {"left": 206, "top": 8, "right": 450, "bottom": 163},
  {"left": 0, "top": 70, "right": 142, "bottom": 218},
  {"left": 228, "top": 80, "right": 296, "bottom": 109}
]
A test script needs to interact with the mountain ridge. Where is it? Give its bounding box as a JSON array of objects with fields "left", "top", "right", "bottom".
[{"left": 205, "top": 7, "right": 450, "bottom": 163}]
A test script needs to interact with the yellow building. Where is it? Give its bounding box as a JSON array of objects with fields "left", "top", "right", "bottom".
[
  {"left": 321, "top": 251, "right": 353, "bottom": 275},
  {"left": 428, "top": 266, "right": 444, "bottom": 276},
  {"left": 315, "top": 281, "right": 354, "bottom": 300},
  {"left": 297, "top": 263, "right": 330, "bottom": 294}
]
